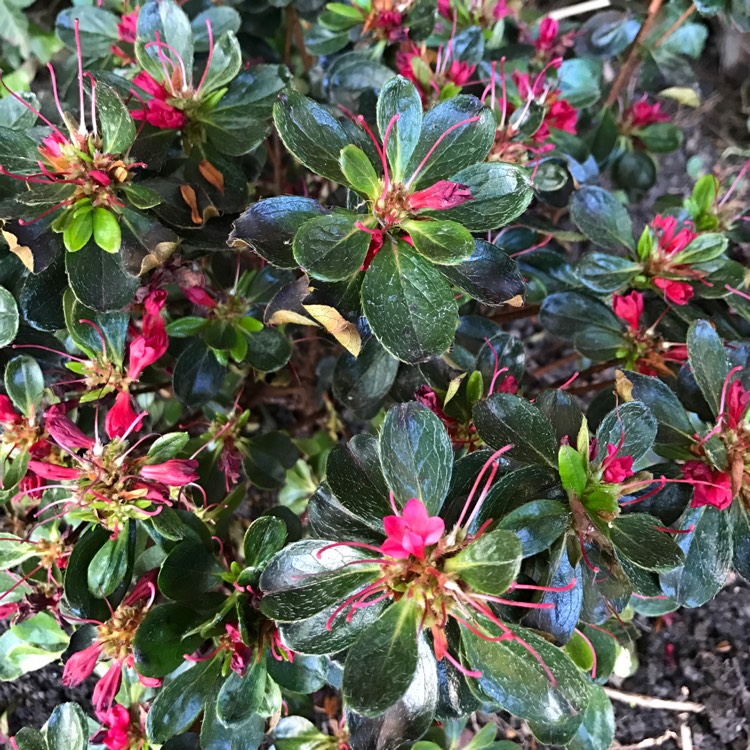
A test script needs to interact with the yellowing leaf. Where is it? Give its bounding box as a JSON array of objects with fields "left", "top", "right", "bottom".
[
  {"left": 658, "top": 87, "right": 700, "bottom": 108},
  {"left": 302, "top": 304, "right": 362, "bottom": 357}
]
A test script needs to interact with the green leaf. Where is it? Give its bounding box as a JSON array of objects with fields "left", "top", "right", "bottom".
[
  {"left": 672, "top": 233, "right": 728, "bottom": 265},
  {"left": 473, "top": 394, "right": 558, "bottom": 466},
  {"left": 428, "top": 162, "right": 533, "bottom": 232},
  {"left": 497, "top": 500, "right": 571, "bottom": 557},
  {"left": 95, "top": 82, "right": 136, "bottom": 155},
  {"left": 340, "top": 144, "right": 382, "bottom": 198},
  {"left": 229, "top": 196, "right": 327, "bottom": 268},
  {"left": 65, "top": 242, "right": 139, "bottom": 312},
  {"left": 244, "top": 431, "right": 300, "bottom": 490},
  {"left": 147, "top": 658, "right": 221, "bottom": 743},
  {"left": 636, "top": 122, "right": 683, "bottom": 153},
  {"left": 687, "top": 320, "right": 730, "bottom": 417},
  {"left": 610, "top": 514, "right": 684, "bottom": 571},
  {"left": 0, "top": 535, "right": 36, "bottom": 570},
  {"left": 197, "top": 31, "right": 242, "bottom": 94},
  {"left": 439, "top": 239, "right": 525, "bottom": 306},
  {"left": 342, "top": 598, "right": 419, "bottom": 715},
  {"left": 133, "top": 603, "right": 206, "bottom": 678},
  {"left": 405, "top": 96, "right": 494, "bottom": 189},
  {"left": 565, "top": 685, "right": 615, "bottom": 750},
  {"left": 217, "top": 658, "right": 267, "bottom": 727},
  {"left": 379, "top": 401, "right": 453, "bottom": 516},
  {"left": 4, "top": 355, "right": 43, "bottom": 418},
  {"left": 594, "top": 401, "right": 657, "bottom": 466},
  {"left": 12, "top": 727, "right": 47, "bottom": 750},
  {"left": 272, "top": 716, "right": 337, "bottom": 750},
  {"left": 92, "top": 208, "right": 122, "bottom": 254},
  {"left": 63, "top": 211, "right": 93, "bottom": 253},
  {"left": 362, "top": 239, "right": 457, "bottom": 364},
  {"left": 259, "top": 540, "right": 381, "bottom": 622},
  {"left": 377, "top": 75, "right": 423, "bottom": 183},
  {"left": 576, "top": 252, "right": 642, "bottom": 293},
  {"left": 444, "top": 528, "right": 522, "bottom": 595},
  {"left": 243, "top": 515, "right": 287, "bottom": 576},
  {"left": 46, "top": 703, "right": 88, "bottom": 750},
  {"left": 558, "top": 59, "right": 602, "bottom": 108},
  {"left": 293, "top": 213, "right": 370, "bottom": 281},
  {"left": 273, "top": 89, "right": 350, "bottom": 183},
  {"left": 326, "top": 434, "right": 393, "bottom": 530},
  {"left": 570, "top": 187, "right": 635, "bottom": 251},
  {"left": 87, "top": 525, "right": 131, "bottom": 597},
  {"left": 660, "top": 505, "right": 733, "bottom": 607},
  {"left": 136, "top": 0, "right": 194, "bottom": 86},
  {"left": 401, "top": 219, "right": 474, "bottom": 265},
  {"left": 558, "top": 444, "right": 587, "bottom": 498},
  {"left": 56, "top": 7, "right": 118, "bottom": 59},
  {"left": 158, "top": 539, "right": 223, "bottom": 601},
  {"left": 145, "top": 433, "right": 190, "bottom": 464},
  {"left": 462, "top": 620, "right": 590, "bottom": 744},
  {"left": 62, "top": 289, "right": 128, "bottom": 366},
  {"left": 173, "top": 340, "right": 227, "bottom": 406},
  {"left": 0, "top": 287, "right": 19, "bottom": 347}
]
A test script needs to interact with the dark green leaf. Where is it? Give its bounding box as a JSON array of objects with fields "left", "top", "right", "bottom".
[
  {"left": 379, "top": 401, "right": 453, "bottom": 515},
  {"left": 4, "top": 355, "right": 43, "bottom": 418},
  {"left": 87, "top": 525, "right": 130, "bottom": 597},
  {"left": 402, "top": 219, "right": 474, "bottom": 265},
  {"left": 158, "top": 539, "right": 223, "bottom": 601},
  {"left": 244, "top": 431, "right": 299, "bottom": 489},
  {"left": 576, "top": 252, "right": 641, "bottom": 293},
  {"left": 293, "top": 213, "right": 369, "bottom": 281},
  {"left": 173, "top": 340, "right": 227, "bottom": 406},
  {"left": 46, "top": 703, "right": 88, "bottom": 750},
  {"left": 65, "top": 242, "right": 139, "bottom": 312},
  {"left": 595, "top": 401, "right": 657, "bottom": 466},
  {"left": 687, "top": 320, "right": 730, "bottom": 417},
  {"left": 362, "top": 240, "right": 457, "bottom": 364},
  {"left": 611, "top": 514, "right": 684, "bottom": 571},
  {"left": 473, "top": 394, "right": 558, "bottom": 466},
  {"left": 636, "top": 122, "right": 683, "bottom": 153},
  {"left": 497, "top": 500, "right": 571, "bottom": 557},
  {"left": 444, "top": 528, "right": 521, "bottom": 595},
  {"left": 377, "top": 76, "right": 423, "bottom": 183},
  {"left": 565, "top": 685, "right": 615, "bottom": 750},
  {"left": 217, "top": 659, "right": 267, "bottom": 727},
  {"left": 343, "top": 598, "right": 420, "bottom": 715},
  {"left": 570, "top": 187, "right": 634, "bottom": 251}
]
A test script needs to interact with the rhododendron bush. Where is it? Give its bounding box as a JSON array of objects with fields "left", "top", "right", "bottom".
[{"left": 0, "top": 1, "right": 748, "bottom": 749}]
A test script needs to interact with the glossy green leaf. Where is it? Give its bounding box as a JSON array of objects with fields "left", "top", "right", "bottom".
[
  {"left": 243, "top": 515, "right": 288, "bottom": 576},
  {"left": 173, "top": 340, "right": 227, "bottom": 406},
  {"left": 217, "top": 658, "right": 267, "bottom": 727},
  {"left": 570, "top": 186, "right": 634, "bottom": 251},
  {"left": 65, "top": 242, "right": 138, "bottom": 312},
  {"left": 444, "top": 528, "right": 521, "bottom": 595},
  {"left": 379, "top": 401, "right": 453, "bottom": 515},
  {"left": 92, "top": 208, "right": 122, "bottom": 254},
  {"left": 610, "top": 514, "right": 684, "bottom": 571},
  {"left": 362, "top": 239, "right": 457, "bottom": 363},
  {"left": 96, "top": 82, "right": 136, "bottom": 155},
  {"left": 293, "top": 213, "right": 370, "bottom": 281},
  {"left": 62, "top": 289, "right": 128, "bottom": 365},
  {"left": 46, "top": 702, "right": 88, "bottom": 750},
  {"left": 565, "top": 685, "right": 615, "bottom": 750},
  {"left": 147, "top": 658, "right": 221, "bottom": 743},
  {"left": 87, "top": 524, "right": 131, "bottom": 597},
  {"left": 158, "top": 539, "right": 223, "bottom": 601},
  {"left": 198, "top": 31, "right": 242, "bottom": 94},
  {"left": 377, "top": 75, "right": 423, "bottom": 183},
  {"left": 273, "top": 89, "right": 350, "bottom": 183},
  {"left": 687, "top": 320, "right": 730, "bottom": 417},
  {"left": 342, "top": 598, "right": 420, "bottom": 715},
  {"left": 497, "top": 500, "right": 571, "bottom": 557},
  {"left": 340, "top": 144, "right": 381, "bottom": 197},
  {"left": 473, "top": 393, "right": 558, "bottom": 466},
  {"left": 259, "top": 540, "right": 381, "bottom": 622},
  {"left": 576, "top": 252, "right": 641, "bottom": 293},
  {"left": 4, "top": 355, "right": 43, "bottom": 418},
  {"left": 594, "top": 401, "right": 657, "bottom": 466},
  {"left": 0, "top": 286, "right": 19, "bottom": 347},
  {"left": 401, "top": 219, "right": 474, "bottom": 265},
  {"left": 429, "top": 162, "right": 533, "bottom": 232},
  {"left": 12, "top": 727, "right": 47, "bottom": 750}
]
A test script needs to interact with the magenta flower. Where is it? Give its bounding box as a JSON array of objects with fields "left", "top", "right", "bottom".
[
  {"left": 682, "top": 460, "right": 733, "bottom": 511},
  {"left": 724, "top": 380, "right": 750, "bottom": 431},
  {"left": 105, "top": 392, "right": 143, "bottom": 443},
  {"left": 601, "top": 444, "right": 634, "bottom": 484},
  {"left": 623, "top": 97, "right": 671, "bottom": 129},
  {"left": 653, "top": 277, "right": 694, "bottom": 305},
  {"left": 381, "top": 498, "right": 445, "bottom": 560},
  {"left": 613, "top": 290, "right": 644, "bottom": 331},
  {"left": 45, "top": 405, "right": 96, "bottom": 451},
  {"left": 139, "top": 459, "right": 199, "bottom": 486},
  {"left": 651, "top": 214, "right": 697, "bottom": 257},
  {"left": 131, "top": 71, "right": 189, "bottom": 131},
  {"left": 408, "top": 180, "right": 473, "bottom": 212}
]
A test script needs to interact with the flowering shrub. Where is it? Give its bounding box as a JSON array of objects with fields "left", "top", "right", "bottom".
[{"left": 0, "top": 2, "right": 748, "bottom": 750}]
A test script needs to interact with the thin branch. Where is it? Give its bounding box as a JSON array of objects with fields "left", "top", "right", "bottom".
[
  {"left": 615, "top": 731, "right": 679, "bottom": 750},
  {"left": 605, "top": 0, "right": 664, "bottom": 109},
  {"left": 548, "top": 0, "right": 612, "bottom": 20},
  {"left": 604, "top": 687, "right": 705, "bottom": 713},
  {"left": 654, "top": 3, "right": 697, "bottom": 48}
]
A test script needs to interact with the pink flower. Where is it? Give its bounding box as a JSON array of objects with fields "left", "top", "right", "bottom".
[
  {"left": 90, "top": 170, "right": 111, "bottom": 187},
  {"left": 98, "top": 705, "right": 132, "bottom": 750},
  {"left": 131, "top": 72, "right": 188, "bottom": 130},
  {"left": 93, "top": 661, "right": 127, "bottom": 717},
  {"left": 654, "top": 277, "right": 694, "bottom": 305},
  {"left": 726, "top": 380, "right": 750, "bottom": 430},
  {"left": 0, "top": 395, "right": 20, "bottom": 424},
  {"left": 44, "top": 405, "right": 95, "bottom": 451},
  {"left": 682, "top": 460, "right": 733, "bottom": 511},
  {"left": 105, "top": 391, "right": 144, "bottom": 441},
  {"left": 624, "top": 97, "right": 670, "bottom": 129},
  {"left": 128, "top": 290, "right": 168, "bottom": 379},
  {"left": 183, "top": 286, "right": 217, "bottom": 308},
  {"left": 448, "top": 60, "right": 476, "bottom": 87},
  {"left": 27, "top": 459, "right": 82, "bottom": 481},
  {"left": 437, "top": 0, "right": 452, "bottom": 18},
  {"left": 601, "top": 443, "right": 633, "bottom": 483},
  {"left": 613, "top": 291, "right": 644, "bottom": 330},
  {"left": 409, "top": 180, "right": 473, "bottom": 211},
  {"left": 495, "top": 374, "right": 518, "bottom": 394},
  {"left": 139, "top": 459, "right": 199, "bottom": 486},
  {"left": 117, "top": 11, "right": 138, "bottom": 45},
  {"left": 546, "top": 98, "right": 577, "bottom": 135},
  {"left": 225, "top": 623, "right": 254, "bottom": 675},
  {"left": 651, "top": 215, "right": 697, "bottom": 257},
  {"left": 536, "top": 17, "right": 559, "bottom": 52},
  {"left": 381, "top": 498, "right": 445, "bottom": 560},
  {"left": 63, "top": 641, "right": 104, "bottom": 688}
]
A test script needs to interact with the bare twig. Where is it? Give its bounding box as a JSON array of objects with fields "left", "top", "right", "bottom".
[
  {"left": 605, "top": 0, "right": 664, "bottom": 109},
  {"left": 604, "top": 687, "right": 705, "bottom": 713},
  {"left": 679, "top": 718, "right": 694, "bottom": 750},
  {"left": 615, "top": 730, "right": 679, "bottom": 749},
  {"left": 548, "top": 0, "right": 612, "bottom": 20}
]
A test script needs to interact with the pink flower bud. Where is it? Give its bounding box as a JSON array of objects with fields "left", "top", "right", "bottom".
[
  {"left": 612, "top": 291, "right": 644, "bottom": 331},
  {"left": 63, "top": 642, "right": 103, "bottom": 688},
  {"left": 139, "top": 459, "right": 199, "bottom": 486},
  {"left": 183, "top": 286, "right": 217, "bottom": 308},
  {"left": 105, "top": 391, "right": 144, "bottom": 441},
  {"left": 0, "top": 394, "right": 20, "bottom": 423},
  {"left": 27, "top": 459, "right": 82, "bottom": 481},
  {"left": 44, "top": 405, "right": 96, "bottom": 451},
  {"left": 408, "top": 181, "right": 473, "bottom": 212},
  {"left": 653, "top": 277, "right": 694, "bottom": 305}
]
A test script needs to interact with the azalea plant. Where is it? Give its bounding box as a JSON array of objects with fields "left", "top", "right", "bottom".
[{"left": 0, "top": 1, "right": 748, "bottom": 750}]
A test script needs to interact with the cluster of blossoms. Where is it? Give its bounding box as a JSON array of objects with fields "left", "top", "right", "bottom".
[{"left": 397, "top": 41, "right": 476, "bottom": 105}]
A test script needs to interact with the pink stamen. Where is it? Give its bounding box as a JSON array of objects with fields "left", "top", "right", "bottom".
[
  {"left": 578, "top": 532, "right": 600, "bottom": 574},
  {"left": 380, "top": 113, "right": 400, "bottom": 188},
  {"left": 406, "top": 116, "right": 481, "bottom": 188},
  {"left": 195, "top": 19, "right": 214, "bottom": 95},
  {"left": 442, "top": 648, "right": 482, "bottom": 678},
  {"left": 457, "top": 444, "right": 512, "bottom": 529},
  {"left": 0, "top": 76, "right": 65, "bottom": 140},
  {"left": 718, "top": 159, "right": 750, "bottom": 208},
  {"left": 73, "top": 19, "right": 87, "bottom": 134}
]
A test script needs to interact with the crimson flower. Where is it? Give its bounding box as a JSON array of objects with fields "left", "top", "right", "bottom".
[
  {"left": 408, "top": 180, "right": 473, "bottom": 211},
  {"left": 381, "top": 498, "right": 445, "bottom": 560},
  {"left": 131, "top": 71, "right": 189, "bottom": 130},
  {"left": 601, "top": 444, "right": 634, "bottom": 484},
  {"left": 651, "top": 214, "right": 697, "bottom": 256},
  {"left": 531, "top": 17, "right": 576, "bottom": 58},
  {"left": 653, "top": 277, "right": 694, "bottom": 305},
  {"left": 725, "top": 380, "right": 750, "bottom": 431},
  {"left": 63, "top": 573, "right": 162, "bottom": 716},
  {"left": 682, "top": 460, "right": 733, "bottom": 511},
  {"left": 613, "top": 290, "right": 644, "bottom": 331},
  {"left": 623, "top": 97, "right": 671, "bottom": 129}
]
